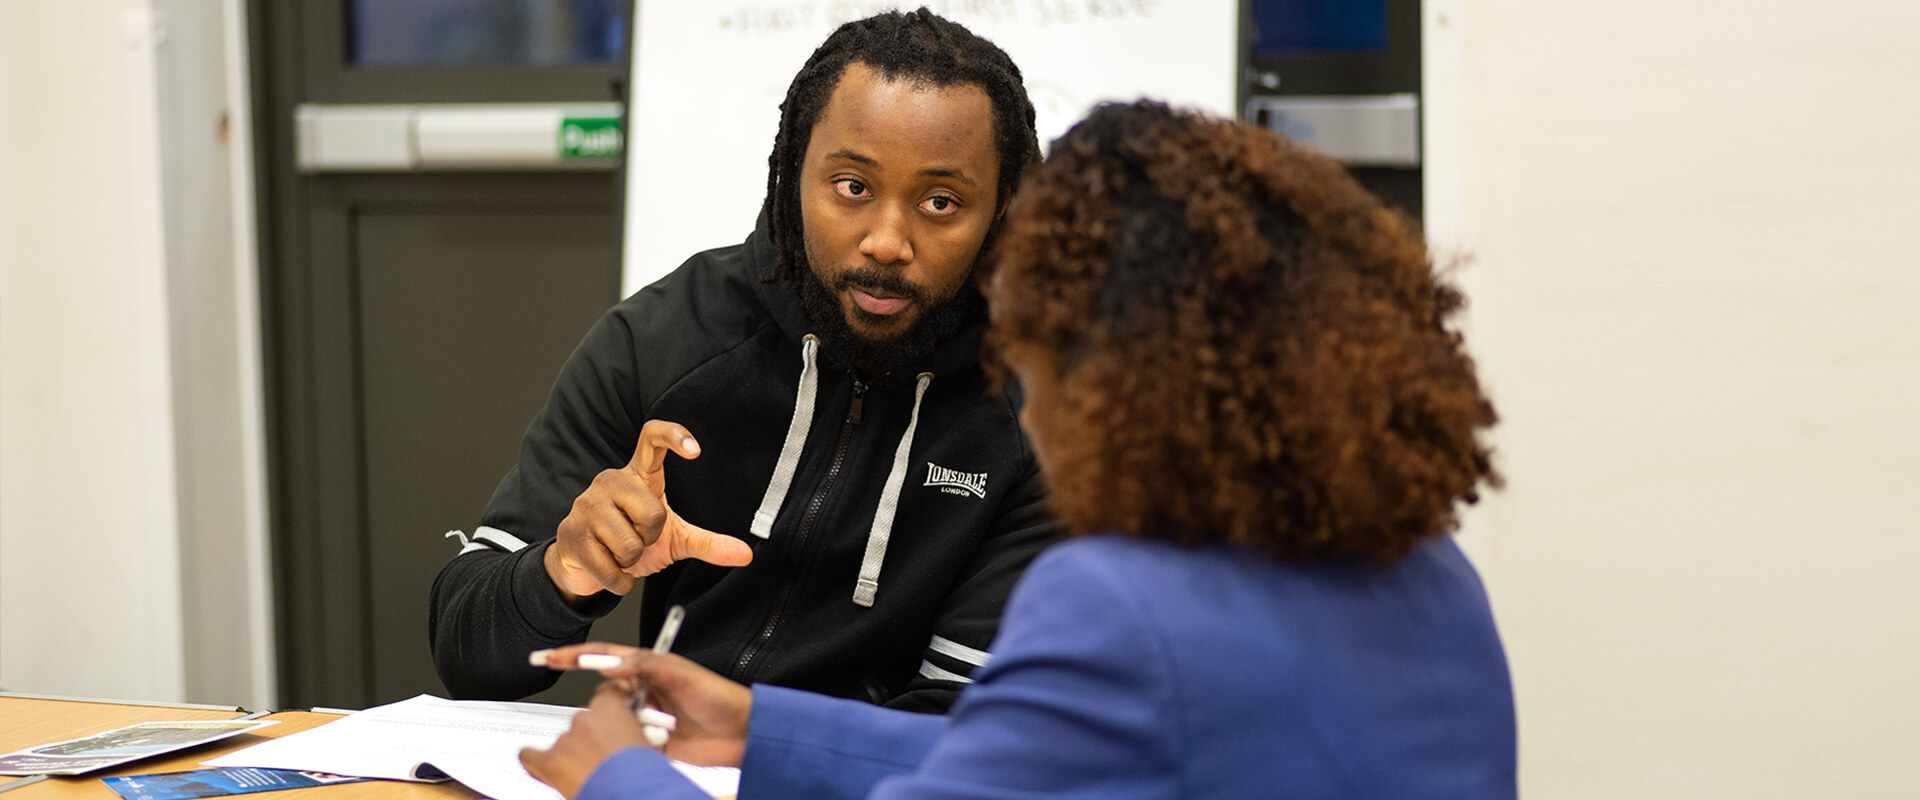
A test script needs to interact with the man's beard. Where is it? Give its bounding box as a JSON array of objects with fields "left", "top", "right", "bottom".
[{"left": 799, "top": 263, "right": 984, "bottom": 376}]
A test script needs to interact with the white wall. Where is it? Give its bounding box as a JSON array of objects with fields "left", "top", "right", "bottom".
[
  {"left": 1430, "top": 1, "right": 1920, "bottom": 796},
  {"left": 0, "top": 0, "right": 272, "bottom": 709}
]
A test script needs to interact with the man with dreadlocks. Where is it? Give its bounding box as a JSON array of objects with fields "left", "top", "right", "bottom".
[{"left": 429, "top": 9, "right": 1057, "bottom": 714}]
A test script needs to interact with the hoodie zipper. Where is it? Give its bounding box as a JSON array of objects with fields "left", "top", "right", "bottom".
[{"left": 730, "top": 374, "right": 867, "bottom": 682}]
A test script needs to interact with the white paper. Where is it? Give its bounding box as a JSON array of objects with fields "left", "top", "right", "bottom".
[{"left": 204, "top": 695, "right": 737, "bottom": 799}]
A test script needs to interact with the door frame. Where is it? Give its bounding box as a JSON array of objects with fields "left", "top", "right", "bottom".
[{"left": 247, "top": 0, "right": 631, "bottom": 706}]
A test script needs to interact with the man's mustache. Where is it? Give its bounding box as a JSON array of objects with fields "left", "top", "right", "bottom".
[{"left": 836, "top": 266, "right": 925, "bottom": 303}]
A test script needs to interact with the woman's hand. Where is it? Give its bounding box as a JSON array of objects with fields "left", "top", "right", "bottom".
[
  {"left": 520, "top": 683, "right": 651, "bottom": 799},
  {"left": 530, "top": 642, "right": 754, "bottom": 768}
]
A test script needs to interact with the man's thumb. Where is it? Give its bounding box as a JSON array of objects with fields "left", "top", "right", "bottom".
[{"left": 678, "top": 525, "right": 754, "bottom": 568}]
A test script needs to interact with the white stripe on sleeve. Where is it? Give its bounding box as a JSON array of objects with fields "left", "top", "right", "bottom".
[
  {"left": 928, "top": 635, "right": 991, "bottom": 667},
  {"left": 918, "top": 660, "right": 973, "bottom": 684}
]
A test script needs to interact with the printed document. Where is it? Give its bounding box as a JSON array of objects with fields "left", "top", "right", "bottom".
[{"left": 203, "top": 695, "right": 737, "bottom": 799}]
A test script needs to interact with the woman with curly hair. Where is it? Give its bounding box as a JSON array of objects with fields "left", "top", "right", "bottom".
[{"left": 520, "top": 101, "right": 1517, "bottom": 800}]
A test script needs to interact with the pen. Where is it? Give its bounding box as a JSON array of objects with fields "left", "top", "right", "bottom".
[
  {"left": 631, "top": 604, "right": 685, "bottom": 712},
  {"left": 631, "top": 604, "right": 685, "bottom": 745}
]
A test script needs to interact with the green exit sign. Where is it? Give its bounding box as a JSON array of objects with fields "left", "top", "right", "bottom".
[{"left": 560, "top": 117, "right": 622, "bottom": 159}]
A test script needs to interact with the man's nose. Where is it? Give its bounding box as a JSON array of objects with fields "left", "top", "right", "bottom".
[{"left": 860, "top": 206, "right": 914, "bottom": 265}]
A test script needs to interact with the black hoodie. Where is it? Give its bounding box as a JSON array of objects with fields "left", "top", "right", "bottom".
[{"left": 429, "top": 224, "right": 1061, "bottom": 712}]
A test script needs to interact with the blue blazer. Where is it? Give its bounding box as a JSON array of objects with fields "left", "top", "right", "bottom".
[{"left": 582, "top": 534, "right": 1516, "bottom": 799}]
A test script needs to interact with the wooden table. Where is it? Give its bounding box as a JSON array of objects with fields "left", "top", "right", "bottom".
[{"left": 0, "top": 695, "right": 481, "bottom": 800}]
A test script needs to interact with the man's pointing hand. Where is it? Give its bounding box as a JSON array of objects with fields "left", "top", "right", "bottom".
[{"left": 545, "top": 420, "right": 753, "bottom": 602}]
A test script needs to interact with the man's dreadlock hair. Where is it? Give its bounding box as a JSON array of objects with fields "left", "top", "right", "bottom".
[{"left": 763, "top": 8, "right": 1041, "bottom": 281}]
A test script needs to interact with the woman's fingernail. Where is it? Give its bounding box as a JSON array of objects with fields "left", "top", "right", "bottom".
[{"left": 577, "top": 653, "right": 623, "bottom": 670}]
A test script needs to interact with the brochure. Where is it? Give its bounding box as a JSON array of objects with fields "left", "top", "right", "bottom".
[
  {"left": 102, "top": 767, "right": 366, "bottom": 800},
  {"left": 0, "top": 720, "right": 278, "bottom": 776}
]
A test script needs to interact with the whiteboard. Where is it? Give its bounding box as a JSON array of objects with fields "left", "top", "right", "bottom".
[{"left": 622, "top": 1, "right": 1240, "bottom": 294}]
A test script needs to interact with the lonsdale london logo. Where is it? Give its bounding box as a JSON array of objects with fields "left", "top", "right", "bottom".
[{"left": 923, "top": 462, "right": 988, "bottom": 498}]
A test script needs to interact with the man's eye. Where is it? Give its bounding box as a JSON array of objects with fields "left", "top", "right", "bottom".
[
  {"left": 920, "top": 195, "right": 959, "bottom": 216},
  {"left": 833, "top": 179, "right": 868, "bottom": 199}
]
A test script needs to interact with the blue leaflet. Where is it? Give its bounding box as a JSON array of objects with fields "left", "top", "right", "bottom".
[{"left": 102, "top": 767, "right": 367, "bottom": 800}]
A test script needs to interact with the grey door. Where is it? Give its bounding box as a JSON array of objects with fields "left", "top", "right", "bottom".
[{"left": 252, "top": 0, "right": 639, "bottom": 708}]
